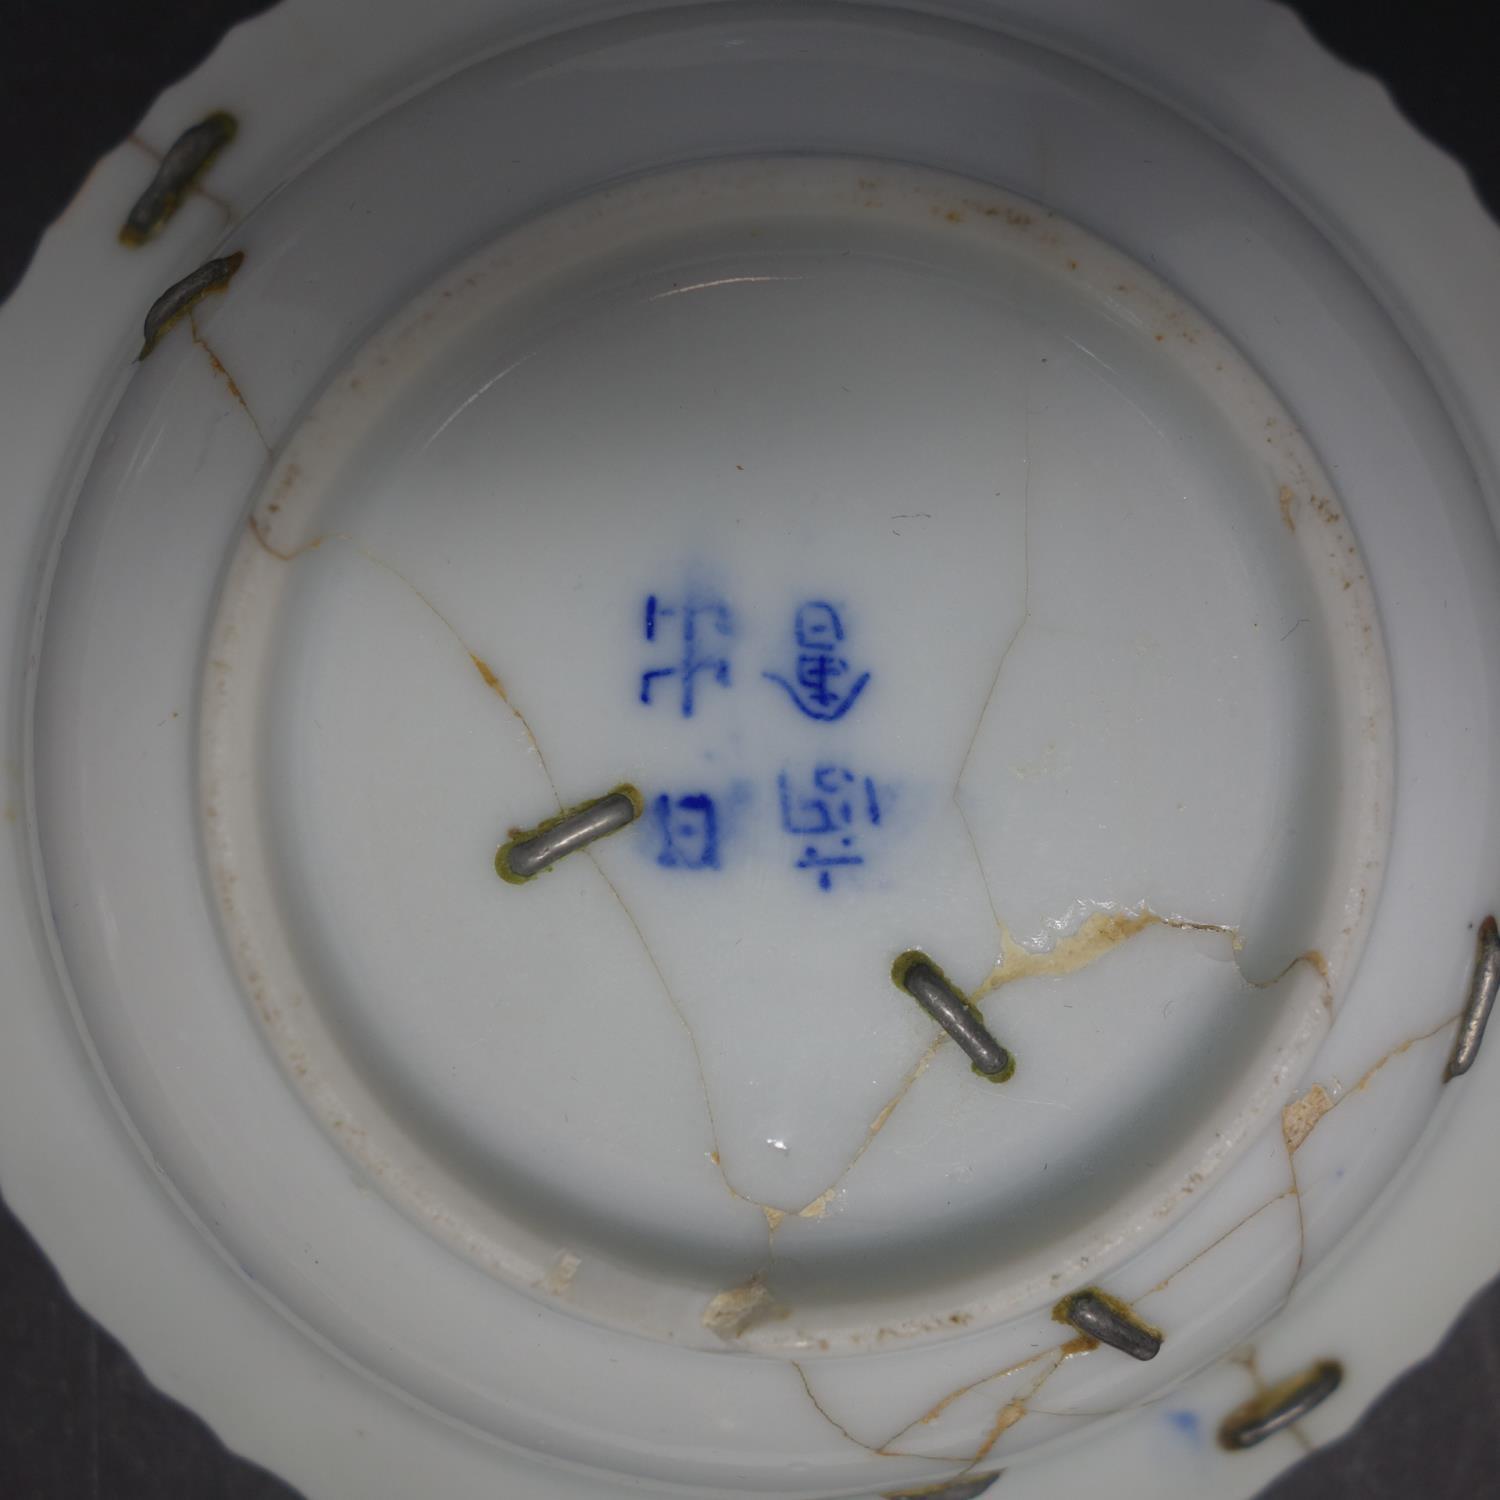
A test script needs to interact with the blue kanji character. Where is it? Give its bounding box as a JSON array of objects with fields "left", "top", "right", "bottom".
[
  {"left": 763, "top": 601, "right": 871, "bottom": 721},
  {"left": 653, "top": 792, "right": 719, "bottom": 869},
  {"left": 639, "top": 593, "right": 733, "bottom": 718},
  {"left": 778, "top": 766, "right": 882, "bottom": 891}
]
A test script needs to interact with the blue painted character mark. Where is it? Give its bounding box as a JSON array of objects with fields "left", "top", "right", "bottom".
[
  {"left": 796, "top": 845, "right": 863, "bottom": 891},
  {"left": 763, "top": 601, "right": 871, "bottom": 722},
  {"left": 653, "top": 792, "right": 719, "bottom": 870},
  {"left": 779, "top": 765, "right": 881, "bottom": 834},
  {"left": 640, "top": 593, "right": 733, "bottom": 718},
  {"left": 779, "top": 765, "right": 882, "bottom": 891}
]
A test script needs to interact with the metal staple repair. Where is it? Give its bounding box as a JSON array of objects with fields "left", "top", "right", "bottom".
[
  {"left": 894, "top": 955, "right": 1014, "bottom": 1079},
  {"left": 120, "top": 111, "right": 238, "bottom": 245},
  {"left": 1445, "top": 914, "right": 1498, "bottom": 1080},
  {"left": 1057, "top": 1289, "right": 1162, "bottom": 1361},
  {"left": 496, "top": 788, "right": 641, "bottom": 882},
  {"left": 883, "top": 1475, "right": 1001, "bottom": 1500},
  {"left": 1218, "top": 1360, "right": 1343, "bottom": 1450},
  {"left": 138, "top": 251, "right": 245, "bottom": 359}
]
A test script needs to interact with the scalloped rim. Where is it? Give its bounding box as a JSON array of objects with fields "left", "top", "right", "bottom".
[{"left": 1, "top": 4, "right": 1496, "bottom": 1499}]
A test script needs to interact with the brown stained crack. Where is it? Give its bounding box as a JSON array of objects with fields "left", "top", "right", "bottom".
[
  {"left": 966, "top": 1398, "right": 1027, "bottom": 1470},
  {"left": 973, "top": 908, "right": 1235, "bottom": 1003},
  {"left": 793, "top": 1341, "right": 1064, "bottom": 1466},
  {"left": 790, "top": 961, "right": 1430, "bottom": 1459},
  {"left": 246, "top": 513, "right": 332, "bottom": 563},
  {"left": 1057, "top": 1334, "right": 1100, "bottom": 1357},
  {"left": 792, "top": 1362, "right": 887, "bottom": 1456},
  {"left": 351, "top": 542, "right": 561, "bottom": 803},
  {"left": 1284, "top": 1136, "right": 1308, "bottom": 1284},
  {"left": 1136, "top": 1189, "right": 1295, "bottom": 1306},
  {"left": 762, "top": 357, "right": 1330, "bottom": 1276},
  {"left": 792, "top": 1034, "right": 944, "bottom": 1221},
  {"left": 880, "top": 1350, "right": 1051, "bottom": 1449},
  {"left": 193, "top": 183, "right": 235, "bottom": 223},
  {"left": 470, "top": 654, "right": 504, "bottom": 693},
  {"left": 783, "top": 908, "right": 1246, "bottom": 1240},
  {"left": 1131, "top": 1008, "right": 1464, "bottom": 1337},
  {"left": 356, "top": 562, "right": 766, "bottom": 1214},
  {"left": 1280, "top": 1009, "right": 1461, "bottom": 1160},
  {"left": 1154, "top": 1010, "right": 1465, "bottom": 1312},
  {"left": 189, "top": 309, "right": 268, "bottom": 449},
  {"left": 1343, "top": 1011, "right": 1462, "bottom": 1097},
  {"left": 579, "top": 848, "right": 764, "bottom": 1226},
  {"left": 955, "top": 1345, "right": 1072, "bottom": 1471},
  {"left": 250, "top": 518, "right": 790, "bottom": 1230},
  {"left": 818, "top": 966, "right": 1450, "bottom": 1453},
  {"left": 876, "top": 1335, "right": 1093, "bottom": 1464},
  {"left": 951, "top": 384, "right": 1033, "bottom": 932},
  {"left": 249, "top": 538, "right": 788, "bottom": 1222}
]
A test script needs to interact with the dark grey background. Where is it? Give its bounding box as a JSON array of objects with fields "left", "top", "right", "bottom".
[{"left": 2, "top": 2, "right": 1497, "bottom": 1496}]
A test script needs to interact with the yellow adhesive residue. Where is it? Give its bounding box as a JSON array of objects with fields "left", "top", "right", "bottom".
[
  {"left": 975, "top": 908, "right": 1226, "bottom": 999},
  {"left": 893, "top": 951, "right": 1017, "bottom": 1082},
  {"left": 1217, "top": 1359, "right": 1343, "bottom": 1451},
  {"left": 469, "top": 653, "right": 506, "bottom": 697},
  {"left": 701, "top": 1273, "right": 788, "bottom": 1339},
  {"left": 1058, "top": 1334, "right": 1100, "bottom": 1357},
  {"left": 538, "top": 1250, "right": 581, "bottom": 1296},
  {"left": 1279, "top": 485, "right": 1298, "bottom": 532},
  {"left": 119, "top": 110, "right": 238, "bottom": 246},
  {"left": 798, "top": 1186, "right": 838, "bottom": 1220},
  {"left": 866, "top": 1086, "right": 908, "bottom": 1141},
  {"left": 970, "top": 1398, "right": 1027, "bottom": 1465},
  {"left": 495, "top": 784, "right": 644, "bottom": 885},
  {"left": 1282, "top": 1083, "right": 1334, "bottom": 1154},
  {"left": 1052, "top": 1286, "right": 1161, "bottom": 1344},
  {"left": 247, "top": 513, "right": 327, "bottom": 563}
]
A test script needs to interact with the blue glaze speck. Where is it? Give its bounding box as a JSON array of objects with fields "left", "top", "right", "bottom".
[{"left": 1165, "top": 1410, "right": 1201, "bottom": 1444}]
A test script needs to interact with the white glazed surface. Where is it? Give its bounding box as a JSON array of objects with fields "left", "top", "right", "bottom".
[
  {"left": 2, "top": 4, "right": 1498, "bottom": 1500},
  {"left": 192, "top": 156, "right": 1381, "bottom": 1353}
]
